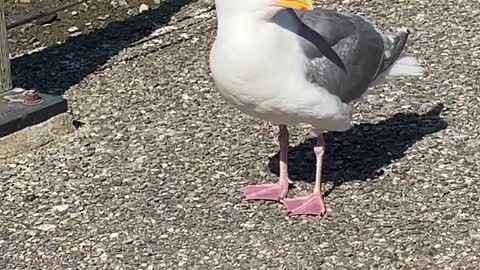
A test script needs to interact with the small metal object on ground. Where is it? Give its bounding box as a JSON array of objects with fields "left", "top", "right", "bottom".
[
  {"left": 23, "top": 89, "right": 43, "bottom": 105},
  {"left": 0, "top": 89, "right": 68, "bottom": 138},
  {"left": 3, "top": 88, "right": 43, "bottom": 105}
]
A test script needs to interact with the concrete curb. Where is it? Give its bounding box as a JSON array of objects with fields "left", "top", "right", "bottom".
[{"left": 0, "top": 112, "right": 75, "bottom": 160}]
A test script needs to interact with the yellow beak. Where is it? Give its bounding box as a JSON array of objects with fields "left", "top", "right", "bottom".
[{"left": 276, "top": 0, "right": 313, "bottom": 11}]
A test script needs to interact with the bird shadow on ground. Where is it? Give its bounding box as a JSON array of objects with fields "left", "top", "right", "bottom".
[
  {"left": 267, "top": 103, "right": 448, "bottom": 196},
  {"left": 10, "top": 0, "right": 195, "bottom": 95}
]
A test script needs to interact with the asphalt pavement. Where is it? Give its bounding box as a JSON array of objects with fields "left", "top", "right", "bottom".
[{"left": 1, "top": 0, "right": 479, "bottom": 269}]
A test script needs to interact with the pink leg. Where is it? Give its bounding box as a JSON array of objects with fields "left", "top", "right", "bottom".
[
  {"left": 240, "top": 125, "right": 291, "bottom": 201},
  {"left": 281, "top": 134, "right": 326, "bottom": 216}
]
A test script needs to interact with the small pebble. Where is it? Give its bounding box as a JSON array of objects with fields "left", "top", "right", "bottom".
[
  {"left": 67, "top": 26, "right": 79, "bottom": 33},
  {"left": 139, "top": 4, "right": 149, "bottom": 13}
]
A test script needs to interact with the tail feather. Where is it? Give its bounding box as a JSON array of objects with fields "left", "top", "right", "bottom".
[
  {"left": 384, "top": 55, "right": 424, "bottom": 78},
  {"left": 377, "top": 27, "right": 410, "bottom": 75},
  {"left": 371, "top": 27, "right": 425, "bottom": 86}
]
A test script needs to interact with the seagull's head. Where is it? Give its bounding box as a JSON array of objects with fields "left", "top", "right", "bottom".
[{"left": 214, "top": 0, "right": 313, "bottom": 17}]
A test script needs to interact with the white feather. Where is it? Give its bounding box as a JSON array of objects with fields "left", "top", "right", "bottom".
[
  {"left": 370, "top": 55, "right": 424, "bottom": 87},
  {"left": 383, "top": 55, "right": 425, "bottom": 79}
]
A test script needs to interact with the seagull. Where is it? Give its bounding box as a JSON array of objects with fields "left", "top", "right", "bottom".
[{"left": 209, "top": 0, "right": 424, "bottom": 216}]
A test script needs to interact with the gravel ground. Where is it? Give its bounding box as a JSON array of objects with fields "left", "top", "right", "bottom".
[
  {"left": 5, "top": 0, "right": 165, "bottom": 55},
  {"left": 1, "top": 0, "right": 480, "bottom": 269}
]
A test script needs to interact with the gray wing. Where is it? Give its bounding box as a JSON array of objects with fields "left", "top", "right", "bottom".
[{"left": 294, "top": 9, "right": 408, "bottom": 103}]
